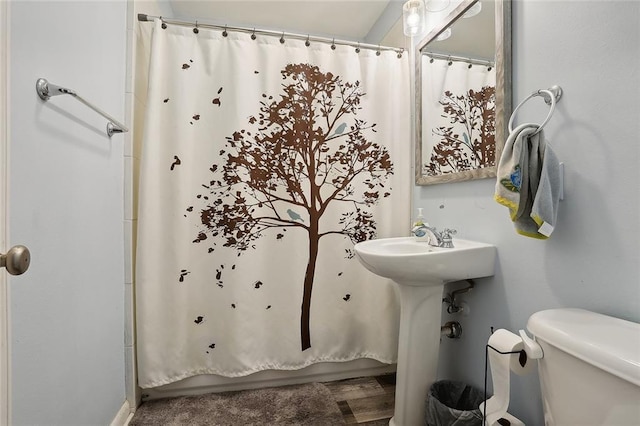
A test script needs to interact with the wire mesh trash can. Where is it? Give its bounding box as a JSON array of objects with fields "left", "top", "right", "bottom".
[{"left": 425, "top": 380, "right": 484, "bottom": 426}]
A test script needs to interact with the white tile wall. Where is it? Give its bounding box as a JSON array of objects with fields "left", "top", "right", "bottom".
[
  {"left": 125, "top": 345, "right": 140, "bottom": 407},
  {"left": 125, "top": 281, "right": 135, "bottom": 347},
  {"left": 124, "top": 219, "right": 134, "bottom": 284},
  {"left": 124, "top": 92, "right": 134, "bottom": 156},
  {"left": 124, "top": 0, "right": 170, "bottom": 412},
  {"left": 124, "top": 0, "right": 137, "bottom": 413},
  {"left": 124, "top": 156, "right": 134, "bottom": 221}
]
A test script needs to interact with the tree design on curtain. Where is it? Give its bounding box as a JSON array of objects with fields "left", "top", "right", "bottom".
[
  {"left": 194, "top": 63, "right": 393, "bottom": 351},
  {"left": 425, "top": 86, "right": 495, "bottom": 176}
]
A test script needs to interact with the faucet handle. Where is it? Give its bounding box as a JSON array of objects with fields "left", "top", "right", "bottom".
[
  {"left": 440, "top": 228, "right": 457, "bottom": 248},
  {"left": 441, "top": 228, "right": 457, "bottom": 238}
]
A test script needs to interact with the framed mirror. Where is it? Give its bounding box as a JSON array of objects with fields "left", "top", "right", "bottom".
[{"left": 415, "top": 0, "right": 511, "bottom": 185}]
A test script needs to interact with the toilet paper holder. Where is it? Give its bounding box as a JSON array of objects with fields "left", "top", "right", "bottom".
[
  {"left": 486, "top": 329, "right": 543, "bottom": 369},
  {"left": 488, "top": 343, "right": 528, "bottom": 369},
  {"left": 517, "top": 329, "right": 543, "bottom": 361},
  {"left": 482, "top": 329, "right": 543, "bottom": 425}
]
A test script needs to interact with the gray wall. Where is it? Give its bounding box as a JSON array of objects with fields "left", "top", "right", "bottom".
[
  {"left": 416, "top": 1, "right": 640, "bottom": 424},
  {"left": 9, "top": 1, "right": 127, "bottom": 424}
]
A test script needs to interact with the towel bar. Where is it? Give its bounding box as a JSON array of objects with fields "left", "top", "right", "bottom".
[
  {"left": 36, "top": 78, "right": 129, "bottom": 137},
  {"left": 509, "top": 85, "right": 562, "bottom": 136}
]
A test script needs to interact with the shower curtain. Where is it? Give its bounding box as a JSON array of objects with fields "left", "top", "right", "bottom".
[
  {"left": 421, "top": 56, "right": 496, "bottom": 177},
  {"left": 136, "top": 21, "right": 410, "bottom": 388}
]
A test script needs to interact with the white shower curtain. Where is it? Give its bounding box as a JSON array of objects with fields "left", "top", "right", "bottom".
[
  {"left": 421, "top": 56, "right": 496, "bottom": 177},
  {"left": 136, "top": 21, "right": 410, "bottom": 388}
]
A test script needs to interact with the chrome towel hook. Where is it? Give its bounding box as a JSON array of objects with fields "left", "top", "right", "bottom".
[{"left": 509, "top": 85, "right": 563, "bottom": 135}]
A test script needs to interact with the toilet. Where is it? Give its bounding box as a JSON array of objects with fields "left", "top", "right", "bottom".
[{"left": 527, "top": 308, "right": 640, "bottom": 425}]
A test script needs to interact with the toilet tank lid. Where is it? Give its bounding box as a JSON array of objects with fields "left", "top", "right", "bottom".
[{"left": 527, "top": 308, "right": 640, "bottom": 387}]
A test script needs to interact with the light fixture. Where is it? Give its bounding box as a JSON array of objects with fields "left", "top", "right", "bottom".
[
  {"left": 462, "top": 1, "right": 482, "bottom": 18},
  {"left": 435, "top": 27, "right": 452, "bottom": 41},
  {"left": 425, "top": 0, "right": 450, "bottom": 13},
  {"left": 403, "top": 0, "right": 426, "bottom": 37}
]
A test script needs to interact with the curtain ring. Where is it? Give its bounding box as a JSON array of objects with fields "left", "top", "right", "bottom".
[
  {"left": 305, "top": 35, "right": 310, "bottom": 47},
  {"left": 397, "top": 49, "right": 404, "bottom": 59},
  {"left": 280, "top": 32, "right": 285, "bottom": 44},
  {"left": 487, "top": 65, "right": 493, "bottom": 71},
  {"left": 355, "top": 43, "right": 360, "bottom": 53},
  {"left": 193, "top": 21, "right": 199, "bottom": 34},
  {"left": 222, "top": 25, "right": 228, "bottom": 37},
  {"left": 331, "top": 38, "right": 336, "bottom": 50},
  {"left": 251, "top": 28, "right": 256, "bottom": 40},
  {"left": 468, "top": 63, "right": 472, "bottom": 69},
  {"left": 376, "top": 45, "right": 381, "bottom": 56},
  {"left": 161, "top": 17, "right": 167, "bottom": 30},
  {"left": 447, "top": 57, "right": 453, "bottom": 66},
  {"left": 429, "top": 57, "right": 434, "bottom": 63}
]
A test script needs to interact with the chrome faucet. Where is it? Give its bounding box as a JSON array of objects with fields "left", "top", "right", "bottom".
[{"left": 411, "top": 225, "right": 457, "bottom": 248}]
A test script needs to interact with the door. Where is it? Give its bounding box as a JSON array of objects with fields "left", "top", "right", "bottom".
[
  {"left": 1, "top": 0, "right": 10, "bottom": 422},
  {"left": 3, "top": 1, "right": 127, "bottom": 424}
]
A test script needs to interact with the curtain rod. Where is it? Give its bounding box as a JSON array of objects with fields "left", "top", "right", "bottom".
[
  {"left": 138, "top": 14, "right": 405, "bottom": 57},
  {"left": 423, "top": 51, "right": 494, "bottom": 68}
]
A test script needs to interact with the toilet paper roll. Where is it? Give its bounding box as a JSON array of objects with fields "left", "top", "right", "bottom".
[{"left": 479, "top": 329, "right": 535, "bottom": 425}]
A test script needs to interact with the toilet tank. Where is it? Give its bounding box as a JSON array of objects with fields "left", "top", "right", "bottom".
[{"left": 527, "top": 308, "right": 640, "bottom": 426}]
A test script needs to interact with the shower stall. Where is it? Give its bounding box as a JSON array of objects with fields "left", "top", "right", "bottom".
[{"left": 129, "top": 7, "right": 411, "bottom": 401}]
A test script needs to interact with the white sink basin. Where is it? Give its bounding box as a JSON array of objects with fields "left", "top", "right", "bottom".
[{"left": 354, "top": 237, "right": 496, "bottom": 285}]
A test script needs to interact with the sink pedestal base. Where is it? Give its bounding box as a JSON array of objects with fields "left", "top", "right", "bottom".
[
  {"left": 389, "top": 281, "right": 444, "bottom": 426},
  {"left": 353, "top": 237, "right": 497, "bottom": 425}
]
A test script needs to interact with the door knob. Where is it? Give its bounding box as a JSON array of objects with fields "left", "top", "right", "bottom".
[{"left": 1, "top": 245, "right": 31, "bottom": 275}]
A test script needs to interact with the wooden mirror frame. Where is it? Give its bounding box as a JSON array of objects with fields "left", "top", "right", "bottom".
[{"left": 415, "top": 0, "right": 511, "bottom": 185}]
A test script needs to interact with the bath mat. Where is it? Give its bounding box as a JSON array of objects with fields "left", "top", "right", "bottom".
[{"left": 128, "top": 382, "right": 346, "bottom": 425}]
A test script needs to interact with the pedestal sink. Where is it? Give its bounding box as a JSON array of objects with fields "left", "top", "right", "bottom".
[{"left": 354, "top": 237, "right": 496, "bottom": 426}]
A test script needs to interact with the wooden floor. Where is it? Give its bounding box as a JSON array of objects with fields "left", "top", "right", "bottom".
[{"left": 323, "top": 374, "right": 396, "bottom": 425}]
